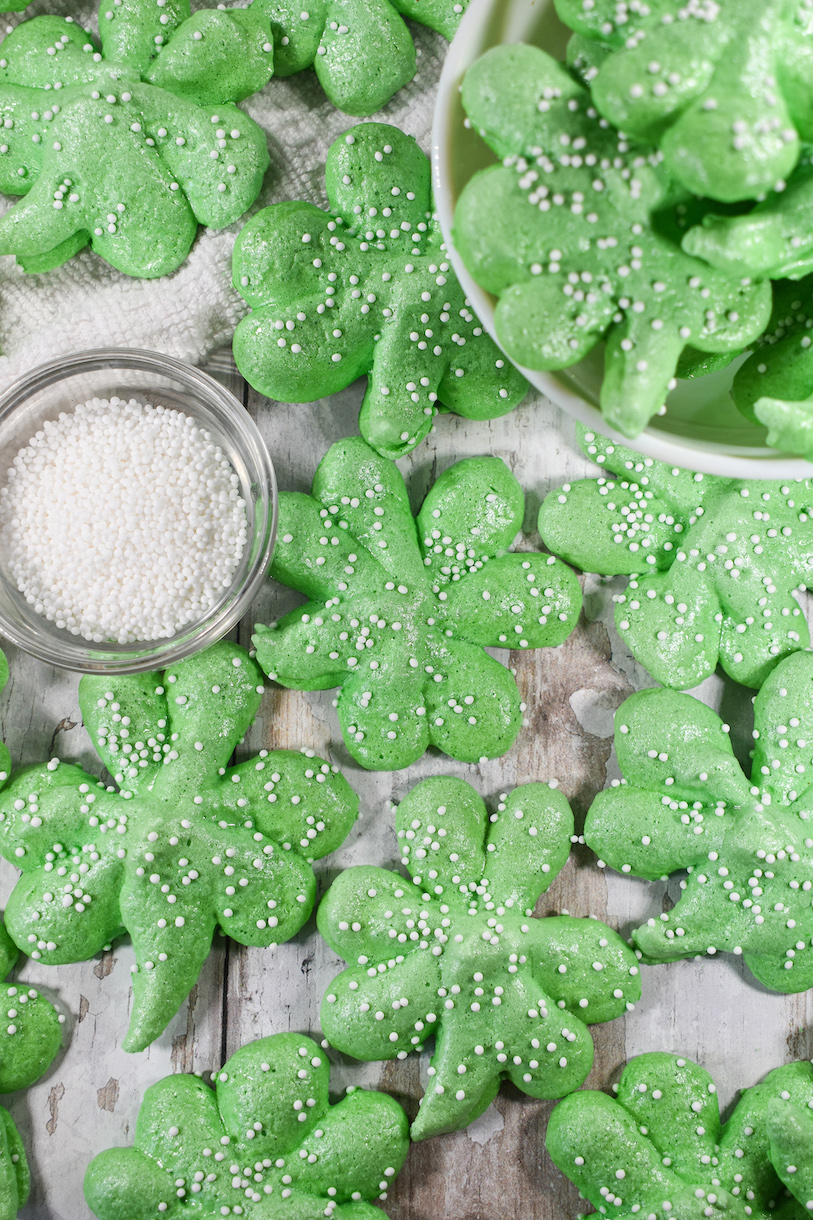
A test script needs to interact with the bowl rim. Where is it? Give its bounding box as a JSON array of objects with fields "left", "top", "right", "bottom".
[
  {"left": 0, "top": 346, "right": 278, "bottom": 674},
  {"left": 431, "top": 0, "right": 813, "bottom": 480}
]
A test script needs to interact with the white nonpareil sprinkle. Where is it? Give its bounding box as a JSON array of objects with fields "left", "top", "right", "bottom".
[{"left": 0, "top": 397, "right": 247, "bottom": 643}]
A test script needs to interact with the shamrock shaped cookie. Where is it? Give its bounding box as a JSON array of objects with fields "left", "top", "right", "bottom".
[
  {"left": 554, "top": 0, "right": 813, "bottom": 203},
  {"left": 0, "top": 1, "right": 271, "bottom": 278},
  {"left": 0, "top": 639, "right": 359, "bottom": 1052},
  {"left": 538, "top": 427, "right": 813, "bottom": 690},
  {"left": 233, "top": 122, "right": 528, "bottom": 459},
  {"left": 84, "top": 1031, "right": 409, "bottom": 1220},
  {"left": 318, "top": 776, "right": 641, "bottom": 1140},
  {"left": 453, "top": 44, "right": 772, "bottom": 438},
  {"left": 547, "top": 1052, "right": 813, "bottom": 1219},
  {"left": 0, "top": 915, "right": 64, "bottom": 1220},
  {"left": 254, "top": 0, "right": 471, "bottom": 117},
  {"left": 682, "top": 152, "right": 813, "bottom": 284},
  {"left": 585, "top": 649, "right": 813, "bottom": 993},
  {"left": 728, "top": 276, "right": 813, "bottom": 458},
  {"left": 252, "top": 437, "right": 581, "bottom": 770}
]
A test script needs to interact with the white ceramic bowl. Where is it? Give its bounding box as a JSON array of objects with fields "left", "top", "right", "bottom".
[{"left": 432, "top": 0, "right": 813, "bottom": 478}]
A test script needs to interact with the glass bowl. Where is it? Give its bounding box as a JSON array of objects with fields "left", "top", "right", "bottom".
[
  {"left": 0, "top": 349, "right": 277, "bottom": 673},
  {"left": 432, "top": 0, "right": 813, "bottom": 479}
]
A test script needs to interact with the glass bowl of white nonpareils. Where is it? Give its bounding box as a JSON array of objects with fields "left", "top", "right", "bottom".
[{"left": 0, "top": 349, "right": 277, "bottom": 673}]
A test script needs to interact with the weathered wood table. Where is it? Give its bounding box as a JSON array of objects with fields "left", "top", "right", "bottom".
[{"left": 3, "top": 352, "right": 811, "bottom": 1219}]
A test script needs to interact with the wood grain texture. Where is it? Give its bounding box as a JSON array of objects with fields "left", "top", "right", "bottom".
[{"left": 0, "top": 352, "right": 810, "bottom": 1219}]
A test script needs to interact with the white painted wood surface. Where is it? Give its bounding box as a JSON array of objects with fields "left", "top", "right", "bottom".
[{"left": 0, "top": 352, "right": 810, "bottom": 1219}]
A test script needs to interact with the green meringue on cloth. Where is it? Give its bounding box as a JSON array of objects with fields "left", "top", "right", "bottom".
[
  {"left": 453, "top": 43, "right": 771, "bottom": 438},
  {"left": 538, "top": 427, "right": 813, "bottom": 690},
  {"left": 84, "top": 1031, "right": 409, "bottom": 1220},
  {"left": 585, "top": 649, "right": 813, "bottom": 993},
  {"left": 252, "top": 436, "right": 581, "bottom": 770},
  {"left": 318, "top": 776, "right": 640, "bottom": 1140},
  {"left": 0, "top": 639, "right": 359, "bottom": 1052},
  {"left": 251, "top": 0, "right": 472, "bottom": 117},
  {"left": 553, "top": 0, "right": 813, "bottom": 203},
  {"left": 547, "top": 1052, "right": 813, "bottom": 1219},
  {"left": 0, "top": 0, "right": 271, "bottom": 277},
  {"left": 233, "top": 122, "right": 528, "bottom": 460}
]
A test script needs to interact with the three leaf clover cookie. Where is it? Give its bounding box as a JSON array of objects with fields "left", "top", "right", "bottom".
[
  {"left": 0, "top": 639, "right": 359, "bottom": 1052},
  {"left": 0, "top": 0, "right": 271, "bottom": 277},
  {"left": 253, "top": 0, "right": 471, "bottom": 117},
  {"left": 554, "top": 0, "right": 813, "bottom": 203},
  {"left": 538, "top": 428, "right": 813, "bottom": 690},
  {"left": 453, "top": 44, "right": 772, "bottom": 438},
  {"left": 318, "top": 776, "right": 641, "bottom": 1140},
  {"left": 84, "top": 1031, "right": 410, "bottom": 1220},
  {"left": 585, "top": 650, "right": 813, "bottom": 993},
  {"left": 252, "top": 436, "right": 582, "bottom": 770},
  {"left": 233, "top": 122, "right": 528, "bottom": 459},
  {"left": 547, "top": 1052, "right": 813, "bottom": 1219}
]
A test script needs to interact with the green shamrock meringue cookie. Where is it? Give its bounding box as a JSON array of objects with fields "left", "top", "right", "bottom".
[
  {"left": 681, "top": 149, "right": 813, "bottom": 284},
  {"left": 233, "top": 122, "right": 528, "bottom": 459},
  {"left": 538, "top": 427, "right": 813, "bottom": 690},
  {"left": 585, "top": 649, "right": 813, "bottom": 993},
  {"left": 554, "top": 0, "right": 813, "bottom": 203},
  {"left": 728, "top": 276, "right": 813, "bottom": 458},
  {"left": 547, "top": 1052, "right": 813, "bottom": 1220},
  {"left": 0, "top": 0, "right": 271, "bottom": 278},
  {"left": 252, "top": 436, "right": 582, "bottom": 770},
  {"left": 0, "top": 914, "right": 64, "bottom": 1220},
  {"left": 453, "top": 44, "right": 771, "bottom": 439},
  {"left": 84, "top": 1031, "right": 410, "bottom": 1220},
  {"left": 251, "top": 0, "right": 471, "bottom": 117},
  {"left": 0, "top": 639, "right": 359, "bottom": 1053},
  {"left": 318, "top": 776, "right": 641, "bottom": 1141}
]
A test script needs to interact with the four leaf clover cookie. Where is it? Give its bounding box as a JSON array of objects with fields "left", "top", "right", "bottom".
[
  {"left": 252, "top": 436, "right": 581, "bottom": 770},
  {"left": 586, "top": 650, "right": 813, "bottom": 993},
  {"left": 547, "top": 1051, "right": 813, "bottom": 1219},
  {"left": 252, "top": 0, "right": 471, "bottom": 117},
  {"left": 0, "top": 0, "right": 271, "bottom": 277},
  {"left": 83, "top": 1031, "right": 410, "bottom": 1220},
  {"left": 318, "top": 776, "right": 641, "bottom": 1140},
  {"left": 233, "top": 122, "right": 528, "bottom": 459},
  {"left": 554, "top": 0, "right": 813, "bottom": 203},
  {"left": 453, "top": 44, "right": 772, "bottom": 438},
  {"left": 0, "top": 639, "right": 359, "bottom": 1052},
  {"left": 538, "top": 427, "right": 813, "bottom": 690}
]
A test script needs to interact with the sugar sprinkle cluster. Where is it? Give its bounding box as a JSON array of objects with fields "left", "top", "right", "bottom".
[{"left": 0, "top": 397, "right": 247, "bottom": 644}]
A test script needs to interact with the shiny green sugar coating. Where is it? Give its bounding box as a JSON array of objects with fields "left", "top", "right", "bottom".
[
  {"left": 250, "top": 0, "right": 471, "bottom": 116},
  {"left": 84, "top": 1031, "right": 410, "bottom": 1220},
  {"left": 547, "top": 1053, "right": 813, "bottom": 1220},
  {"left": 585, "top": 650, "right": 813, "bottom": 993},
  {"left": 453, "top": 44, "right": 771, "bottom": 439},
  {"left": 0, "top": 639, "right": 359, "bottom": 1053},
  {"left": 554, "top": 0, "right": 813, "bottom": 203},
  {"left": 318, "top": 776, "right": 641, "bottom": 1140},
  {"left": 252, "top": 437, "right": 581, "bottom": 770},
  {"left": 0, "top": 1106, "right": 29, "bottom": 1220},
  {"left": 0, "top": 0, "right": 271, "bottom": 278},
  {"left": 538, "top": 427, "right": 813, "bottom": 690},
  {"left": 233, "top": 122, "right": 528, "bottom": 460},
  {"left": 728, "top": 276, "right": 813, "bottom": 459}
]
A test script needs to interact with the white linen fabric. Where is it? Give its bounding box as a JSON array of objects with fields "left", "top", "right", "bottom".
[{"left": 0, "top": 0, "right": 446, "bottom": 391}]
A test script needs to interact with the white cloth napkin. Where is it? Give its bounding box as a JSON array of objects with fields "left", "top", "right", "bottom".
[{"left": 0, "top": 0, "right": 446, "bottom": 391}]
